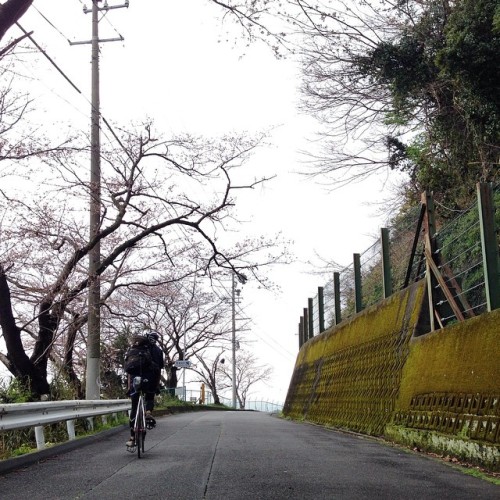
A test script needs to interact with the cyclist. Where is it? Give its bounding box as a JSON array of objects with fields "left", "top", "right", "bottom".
[{"left": 125, "top": 332, "right": 164, "bottom": 447}]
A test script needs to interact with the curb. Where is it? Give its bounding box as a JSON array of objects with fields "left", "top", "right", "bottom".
[{"left": 0, "top": 424, "right": 128, "bottom": 476}]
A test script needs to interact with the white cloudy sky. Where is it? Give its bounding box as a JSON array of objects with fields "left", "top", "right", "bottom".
[{"left": 5, "top": 0, "right": 398, "bottom": 403}]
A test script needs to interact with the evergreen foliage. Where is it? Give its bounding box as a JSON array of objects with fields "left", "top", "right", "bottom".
[
  {"left": 300, "top": 0, "right": 499, "bottom": 210},
  {"left": 363, "top": 0, "right": 499, "bottom": 208}
]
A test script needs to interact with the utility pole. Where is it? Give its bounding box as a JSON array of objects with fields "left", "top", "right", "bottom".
[
  {"left": 231, "top": 271, "right": 247, "bottom": 409},
  {"left": 71, "top": 1, "right": 128, "bottom": 400},
  {"left": 183, "top": 323, "right": 187, "bottom": 401},
  {"left": 231, "top": 273, "right": 237, "bottom": 409}
]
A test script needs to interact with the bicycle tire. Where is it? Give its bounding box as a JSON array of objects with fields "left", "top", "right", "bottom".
[{"left": 135, "top": 397, "right": 144, "bottom": 459}]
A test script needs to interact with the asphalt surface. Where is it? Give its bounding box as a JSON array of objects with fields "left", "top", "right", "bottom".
[{"left": 0, "top": 411, "right": 498, "bottom": 499}]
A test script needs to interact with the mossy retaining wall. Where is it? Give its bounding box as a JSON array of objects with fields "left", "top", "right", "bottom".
[
  {"left": 388, "top": 308, "right": 500, "bottom": 469},
  {"left": 283, "top": 280, "right": 500, "bottom": 469}
]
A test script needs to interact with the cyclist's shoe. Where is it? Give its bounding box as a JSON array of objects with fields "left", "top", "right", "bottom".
[
  {"left": 126, "top": 437, "right": 135, "bottom": 447},
  {"left": 146, "top": 411, "right": 156, "bottom": 429}
]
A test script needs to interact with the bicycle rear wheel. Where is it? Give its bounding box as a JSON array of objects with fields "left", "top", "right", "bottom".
[{"left": 135, "top": 400, "right": 144, "bottom": 459}]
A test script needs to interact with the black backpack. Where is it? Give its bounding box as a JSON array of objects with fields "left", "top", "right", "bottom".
[{"left": 124, "top": 344, "right": 153, "bottom": 375}]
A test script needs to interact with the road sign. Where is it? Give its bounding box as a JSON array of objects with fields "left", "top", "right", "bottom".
[{"left": 174, "top": 360, "right": 192, "bottom": 369}]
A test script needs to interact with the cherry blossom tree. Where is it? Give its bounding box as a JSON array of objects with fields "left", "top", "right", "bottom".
[{"left": 0, "top": 123, "right": 287, "bottom": 399}]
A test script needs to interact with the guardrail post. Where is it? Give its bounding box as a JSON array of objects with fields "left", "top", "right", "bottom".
[
  {"left": 334, "top": 272, "right": 341, "bottom": 325},
  {"left": 66, "top": 419, "right": 76, "bottom": 440},
  {"left": 477, "top": 182, "right": 500, "bottom": 311},
  {"left": 381, "top": 228, "right": 393, "bottom": 298},
  {"left": 354, "top": 253, "right": 363, "bottom": 313},
  {"left": 34, "top": 426, "right": 46, "bottom": 450},
  {"left": 86, "top": 417, "right": 94, "bottom": 431}
]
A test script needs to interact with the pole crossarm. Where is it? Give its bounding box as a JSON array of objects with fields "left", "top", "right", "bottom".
[
  {"left": 83, "top": 1, "right": 130, "bottom": 14},
  {"left": 69, "top": 36, "right": 124, "bottom": 45}
]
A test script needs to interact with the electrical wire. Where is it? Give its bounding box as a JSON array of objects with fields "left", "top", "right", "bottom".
[
  {"left": 32, "top": 4, "right": 72, "bottom": 44},
  {"left": 15, "top": 4, "right": 298, "bottom": 372}
]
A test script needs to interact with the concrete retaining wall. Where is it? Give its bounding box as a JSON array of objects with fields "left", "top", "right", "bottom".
[{"left": 283, "top": 280, "right": 500, "bottom": 470}]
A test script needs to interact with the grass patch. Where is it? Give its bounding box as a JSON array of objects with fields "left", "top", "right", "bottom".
[{"left": 459, "top": 467, "right": 500, "bottom": 486}]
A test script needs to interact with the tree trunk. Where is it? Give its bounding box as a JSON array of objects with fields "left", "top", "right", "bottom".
[
  {"left": 61, "top": 314, "right": 86, "bottom": 399},
  {"left": 0, "top": 0, "right": 34, "bottom": 41},
  {"left": 165, "top": 363, "right": 178, "bottom": 396},
  {"left": 0, "top": 265, "right": 50, "bottom": 398}
]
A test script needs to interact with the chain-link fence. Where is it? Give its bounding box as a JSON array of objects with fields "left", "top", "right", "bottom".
[
  {"left": 436, "top": 202, "right": 487, "bottom": 318},
  {"left": 300, "top": 184, "right": 499, "bottom": 342}
]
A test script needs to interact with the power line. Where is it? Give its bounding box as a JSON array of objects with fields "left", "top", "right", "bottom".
[
  {"left": 16, "top": 23, "right": 82, "bottom": 94},
  {"left": 235, "top": 302, "right": 296, "bottom": 360},
  {"left": 32, "top": 5, "right": 72, "bottom": 44},
  {"left": 13, "top": 20, "right": 262, "bottom": 308}
]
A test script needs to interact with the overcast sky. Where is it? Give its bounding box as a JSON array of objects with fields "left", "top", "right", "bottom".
[{"left": 6, "top": 0, "right": 397, "bottom": 403}]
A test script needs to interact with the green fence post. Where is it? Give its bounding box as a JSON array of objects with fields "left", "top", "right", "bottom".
[
  {"left": 477, "top": 182, "right": 500, "bottom": 311},
  {"left": 308, "top": 298, "right": 314, "bottom": 338},
  {"left": 299, "top": 317, "right": 304, "bottom": 348},
  {"left": 334, "top": 271, "right": 341, "bottom": 325},
  {"left": 303, "top": 307, "right": 309, "bottom": 342},
  {"left": 381, "top": 227, "right": 393, "bottom": 298},
  {"left": 318, "top": 286, "right": 325, "bottom": 333},
  {"left": 354, "top": 253, "right": 363, "bottom": 313}
]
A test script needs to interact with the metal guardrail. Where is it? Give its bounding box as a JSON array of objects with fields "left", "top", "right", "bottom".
[
  {"left": 172, "top": 389, "right": 283, "bottom": 413},
  {"left": 0, "top": 399, "right": 131, "bottom": 450}
]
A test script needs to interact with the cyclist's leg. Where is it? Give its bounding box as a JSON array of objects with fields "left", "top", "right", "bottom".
[
  {"left": 145, "top": 392, "right": 156, "bottom": 428},
  {"left": 127, "top": 393, "right": 139, "bottom": 446}
]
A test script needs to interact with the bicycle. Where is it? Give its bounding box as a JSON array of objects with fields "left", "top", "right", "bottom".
[{"left": 127, "top": 376, "right": 148, "bottom": 458}]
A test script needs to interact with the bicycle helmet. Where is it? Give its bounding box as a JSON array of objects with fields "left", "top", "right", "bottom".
[
  {"left": 131, "top": 334, "right": 149, "bottom": 347},
  {"left": 146, "top": 331, "right": 160, "bottom": 343}
]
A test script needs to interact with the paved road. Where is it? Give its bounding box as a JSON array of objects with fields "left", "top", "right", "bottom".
[{"left": 0, "top": 411, "right": 498, "bottom": 499}]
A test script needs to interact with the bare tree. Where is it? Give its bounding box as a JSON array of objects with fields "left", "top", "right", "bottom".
[
  {"left": 103, "top": 274, "right": 234, "bottom": 393},
  {"left": 0, "top": 123, "right": 287, "bottom": 399},
  {"left": 287, "top": 0, "right": 403, "bottom": 186},
  {"left": 192, "top": 350, "right": 227, "bottom": 405},
  {"left": 0, "top": 62, "right": 78, "bottom": 165},
  {"left": 220, "top": 349, "right": 272, "bottom": 408},
  {"left": 0, "top": 0, "right": 294, "bottom": 54}
]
